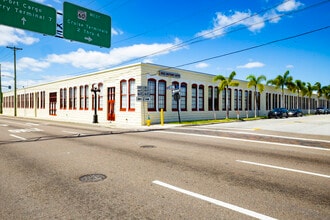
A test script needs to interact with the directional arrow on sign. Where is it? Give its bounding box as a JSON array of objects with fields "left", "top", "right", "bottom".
[
  {"left": 21, "top": 17, "right": 26, "bottom": 25},
  {"left": 84, "top": 36, "right": 93, "bottom": 42}
]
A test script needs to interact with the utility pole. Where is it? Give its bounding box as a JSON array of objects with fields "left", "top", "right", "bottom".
[{"left": 7, "top": 46, "right": 22, "bottom": 117}]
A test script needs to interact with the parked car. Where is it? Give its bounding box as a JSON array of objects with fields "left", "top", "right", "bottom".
[
  {"left": 288, "top": 108, "right": 303, "bottom": 117},
  {"left": 315, "top": 107, "right": 329, "bottom": 114},
  {"left": 268, "top": 108, "right": 288, "bottom": 119}
]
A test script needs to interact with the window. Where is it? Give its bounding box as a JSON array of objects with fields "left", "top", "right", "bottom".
[
  {"left": 172, "top": 81, "right": 179, "bottom": 111},
  {"left": 214, "top": 87, "right": 219, "bottom": 111},
  {"left": 222, "top": 89, "right": 226, "bottom": 111},
  {"left": 248, "top": 91, "right": 252, "bottom": 110},
  {"left": 208, "top": 86, "right": 213, "bottom": 111},
  {"left": 84, "top": 85, "right": 89, "bottom": 110},
  {"left": 228, "top": 88, "right": 232, "bottom": 111},
  {"left": 73, "top": 87, "right": 77, "bottom": 109},
  {"left": 148, "top": 79, "right": 156, "bottom": 111},
  {"left": 79, "top": 86, "right": 84, "bottom": 109},
  {"left": 120, "top": 80, "right": 127, "bottom": 111},
  {"left": 234, "top": 89, "right": 238, "bottom": 110},
  {"left": 30, "top": 93, "right": 34, "bottom": 109},
  {"left": 129, "top": 79, "right": 135, "bottom": 111},
  {"left": 49, "top": 92, "right": 57, "bottom": 115},
  {"left": 180, "top": 83, "right": 187, "bottom": 111},
  {"left": 41, "top": 91, "right": 45, "bottom": 109},
  {"left": 238, "top": 89, "right": 242, "bottom": 110},
  {"left": 198, "top": 85, "right": 204, "bottom": 111},
  {"left": 192, "top": 84, "right": 197, "bottom": 111},
  {"left": 158, "top": 80, "right": 166, "bottom": 111},
  {"left": 98, "top": 83, "right": 103, "bottom": 110},
  {"left": 69, "top": 87, "right": 73, "bottom": 109}
]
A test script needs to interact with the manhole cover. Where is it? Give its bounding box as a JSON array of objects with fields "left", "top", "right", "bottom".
[
  {"left": 79, "top": 174, "right": 107, "bottom": 182},
  {"left": 140, "top": 145, "right": 156, "bottom": 148}
]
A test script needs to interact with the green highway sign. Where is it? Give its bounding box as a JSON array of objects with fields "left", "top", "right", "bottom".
[
  {"left": 63, "top": 2, "right": 111, "bottom": 48},
  {"left": 0, "top": 0, "right": 56, "bottom": 36}
]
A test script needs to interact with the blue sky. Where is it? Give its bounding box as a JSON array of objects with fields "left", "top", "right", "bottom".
[{"left": 0, "top": 0, "right": 329, "bottom": 92}]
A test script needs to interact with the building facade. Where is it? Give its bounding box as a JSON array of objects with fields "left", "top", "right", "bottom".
[{"left": 1, "top": 63, "right": 328, "bottom": 125}]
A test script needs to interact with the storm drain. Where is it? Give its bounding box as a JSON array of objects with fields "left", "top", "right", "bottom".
[
  {"left": 79, "top": 174, "right": 107, "bottom": 183},
  {"left": 140, "top": 145, "right": 156, "bottom": 148}
]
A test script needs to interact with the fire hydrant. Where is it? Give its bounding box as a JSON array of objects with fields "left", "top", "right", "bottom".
[{"left": 147, "top": 115, "right": 151, "bottom": 126}]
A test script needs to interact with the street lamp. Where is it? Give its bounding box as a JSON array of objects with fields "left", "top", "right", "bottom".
[{"left": 91, "top": 86, "right": 100, "bottom": 123}]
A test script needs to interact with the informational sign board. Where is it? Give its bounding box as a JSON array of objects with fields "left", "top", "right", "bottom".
[
  {"left": 63, "top": 2, "right": 111, "bottom": 48},
  {"left": 136, "top": 86, "right": 150, "bottom": 102},
  {"left": 0, "top": 0, "right": 56, "bottom": 35}
]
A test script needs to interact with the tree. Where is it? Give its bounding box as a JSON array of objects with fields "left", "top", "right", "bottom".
[
  {"left": 246, "top": 74, "right": 266, "bottom": 118},
  {"left": 267, "top": 70, "right": 294, "bottom": 107},
  {"left": 293, "top": 80, "right": 306, "bottom": 109},
  {"left": 305, "top": 82, "right": 315, "bottom": 114},
  {"left": 323, "top": 85, "right": 330, "bottom": 108},
  {"left": 213, "top": 71, "right": 239, "bottom": 119},
  {"left": 314, "top": 82, "right": 323, "bottom": 107}
]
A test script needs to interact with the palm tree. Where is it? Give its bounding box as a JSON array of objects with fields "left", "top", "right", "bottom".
[
  {"left": 246, "top": 74, "right": 266, "bottom": 118},
  {"left": 305, "top": 82, "right": 315, "bottom": 114},
  {"left": 323, "top": 85, "right": 330, "bottom": 108},
  {"left": 293, "top": 80, "right": 306, "bottom": 109},
  {"left": 213, "top": 71, "right": 239, "bottom": 119},
  {"left": 314, "top": 82, "right": 323, "bottom": 107},
  {"left": 267, "top": 70, "right": 294, "bottom": 107}
]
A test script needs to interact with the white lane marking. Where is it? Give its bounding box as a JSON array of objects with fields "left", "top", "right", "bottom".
[
  {"left": 10, "top": 134, "right": 27, "bottom": 140},
  {"left": 62, "top": 130, "right": 85, "bottom": 136},
  {"left": 154, "top": 131, "right": 330, "bottom": 151},
  {"left": 236, "top": 160, "right": 330, "bottom": 179},
  {"left": 0, "top": 124, "right": 8, "bottom": 127},
  {"left": 8, "top": 128, "right": 43, "bottom": 133},
  {"left": 153, "top": 180, "right": 277, "bottom": 220},
  {"left": 183, "top": 127, "right": 330, "bottom": 144},
  {"left": 25, "top": 123, "right": 39, "bottom": 126}
]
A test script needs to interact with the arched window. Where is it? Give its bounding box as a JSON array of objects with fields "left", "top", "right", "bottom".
[
  {"left": 192, "top": 84, "right": 197, "bottom": 111},
  {"left": 199, "top": 85, "right": 204, "bottom": 111},
  {"left": 128, "top": 79, "right": 135, "bottom": 111},
  {"left": 148, "top": 79, "right": 156, "bottom": 111},
  {"left": 84, "top": 85, "right": 89, "bottom": 110},
  {"left": 172, "top": 81, "right": 179, "bottom": 111},
  {"left": 214, "top": 87, "right": 219, "bottom": 111},
  {"left": 98, "top": 83, "right": 103, "bottom": 111},
  {"left": 180, "top": 82, "right": 187, "bottom": 111},
  {"left": 158, "top": 80, "right": 166, "bottom": 111},
  {"left": 120, "top": 80, "right": 127, "bottom": 111},
  {"left": 208, "top": 86, "right": 213, "bottom": 111}
]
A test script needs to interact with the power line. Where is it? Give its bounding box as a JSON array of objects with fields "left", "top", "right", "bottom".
[{"left": 170, "top": 26, "right": 330, "bottom": 70}]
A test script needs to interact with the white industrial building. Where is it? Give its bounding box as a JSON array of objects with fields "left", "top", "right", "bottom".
[{"left": 1, "top": 63, "right": 326, "bottom": 126}]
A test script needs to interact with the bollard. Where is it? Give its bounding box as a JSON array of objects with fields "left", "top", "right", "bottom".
[{"left": 147, "top": 114, "right": 151, "bottom": 126}]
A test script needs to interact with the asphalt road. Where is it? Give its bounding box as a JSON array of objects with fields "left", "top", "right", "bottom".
[{"left": 0, "top": 115, "right": 329, "bottom": 219}]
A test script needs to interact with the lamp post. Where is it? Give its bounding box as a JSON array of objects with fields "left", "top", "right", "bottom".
[{"left": 91, "top": 86, "right": 100, "bottom": 123}]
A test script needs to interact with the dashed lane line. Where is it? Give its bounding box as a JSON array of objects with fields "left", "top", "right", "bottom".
[
  {"left": 153, "top": 180, "right": 277, "bottom": 220},
  {"left": 236, "top": 160, "right": 330, "bottom": 179}
]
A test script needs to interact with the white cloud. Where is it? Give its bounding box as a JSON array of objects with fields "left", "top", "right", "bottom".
[
  {"left": 196, "top": 0, "right": 303, "bottom": 39},
  {"left": 277, "top": 0, "right": 303, "bottom": 12},
  {"left": 46, "top": 38, "right": 184, "bottom": 69},
  {"left": 195, "top": 62, "right": 209, "bottom": 68},
  {"left": 286, "top": 64, "right": 294, "bottom": 69},
  {"left": 0, "top": 26, "right": 39, "bottom": 46},
  {"left": 237, "top": 62, "right": 265, "bottom": 69},
  {"left": 17, "top": 57, "right": 50, "bottom": 72}
]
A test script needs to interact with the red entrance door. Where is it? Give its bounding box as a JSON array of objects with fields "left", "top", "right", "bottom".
[{"left": 107, "top": 87, "right": 115, "bottom": 121}]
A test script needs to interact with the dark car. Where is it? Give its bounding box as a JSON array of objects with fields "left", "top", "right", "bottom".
[
  {"left": 288, "top": 108, "right": 303, "bottom": 117},
  {"left": 268, "top": 108, "right": 288, "bottom": 119},
  {"left": 315, "top": 107, "right": 329, "bottom": 114}
]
